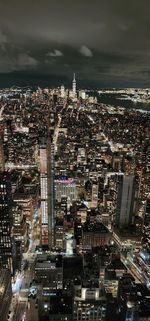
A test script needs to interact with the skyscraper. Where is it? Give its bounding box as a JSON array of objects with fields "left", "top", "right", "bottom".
[
  {"left": 47, "top": 139, "right": 55, "bottom": 248},
  {"left": 54, "top": 176, "right": 77, "bottom": 204},
  {"left": 92, "top": 183, "right": 99, "bottom": 208},
  {"left": 72, "top": 73, "right": 76, "bottom": 95},
  {"left": 60, "top": 85, "right": 65, "bottom": 98},
  {"left": 0, "top": 171, "right": 13, "bottom": 270},
  {"left": 0, "top": 122, "right": 4, "bottom": 171},
  {"left": 116, "top": 175, "right": 138, "bottom": 228},
  {"left": 39, "top": 137, "right": 49, "bottom": 246},
  {"left": 39, "top": 131, "right": 54, "bottom": 248}
]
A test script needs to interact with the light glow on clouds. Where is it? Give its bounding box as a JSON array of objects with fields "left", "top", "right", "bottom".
[
  {"left": 46, "top": 49, "right": 64, "bottom": 57},
  {"left": 79, "top": 45, "right": 93, "bottom": 57}
]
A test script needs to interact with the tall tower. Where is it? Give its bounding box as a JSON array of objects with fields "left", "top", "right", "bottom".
[
  {"left": 0, "top": 171, "right": 13, "bottom": 270},
  {"left": 60, "top": 85, "right": 65, "bottom": 98},
  {"left": 116, "top": 174, "right": 138, "bottom": 228},
  {"left": 0, "top": 136, "right": 4, "bottom": 171},
  {"left": 47, "top": 104, "right": 55, "bottom": 249},
  {"left": 72, "top": 73, "right": 76, "bottom": 94},
  {"left": 39, "top": 137, "right": 49, "bottom": 246},
  {"left": 92, "top": 183, "right": 99, "bottom": 208},
  {"left": 47, "top": 127, "right": 54, "bottom": 249},
  {"left": 0, "top": 121, "right": 4, "bottom": 171},
  {"left": 39, "top": 131, "right": 54, "bottom": 249}
]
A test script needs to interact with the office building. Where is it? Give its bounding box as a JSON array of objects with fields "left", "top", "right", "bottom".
[
  {"left": 60, "top": 85, "right": 65, "bottom": 98},
  {"left": 0, "top": 171, "right": 13, "bottom": 270},
  {"left": 92, "top": 183, "right": 99, "bottom": 208},
  {"left": 117, "top": 274, "right": 139, "bottom": 321},
  {"left": 39, "top": 138, "right": 49, "bottom": 246},
  {"left": 34, "top": 254, "right": 63, "bottom": 289},
  {"left": 55, "top": 219, "right": 64, "bottom": 250},
  {"left": 48, "top": 142, "right": 55, "bottom": 247},
  {"left": 38, "top": 291, "right": 73, "bottom": 321},
  {"left": 116, "top": 175, "right": 138, "bottom": 228},
  {"left": 39, "top": 129, "right": 54, "bottom": 248},
  {"left": 0, "top": 130, "right": 4, "bottom": 171},
  {"left": 12, "top": 204, "right": 28, "bottom": 252},
  {"left": 13, "top": 193, "right": 33, "bottom": 224},
  {"left": 55, "top": 177, "right": 77, "bottom": 204},
  {"left": 82, "top": 222, "right": 111, "bottom": 249},
  {"left": 79, "top": 90, "right": 86, "bottom": 100},
  {"left": 74, "top": 286, "right": 106, "bottom": 321}
]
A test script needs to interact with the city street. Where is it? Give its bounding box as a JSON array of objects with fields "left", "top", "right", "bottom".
[
  {"left": 53, "top": 114, "right": 62, "bottom": 151},
  {"left": 9, "top": 206, "right": 41, "bottom": 321},
  {"left": 26, "top": 299, "right": 39, "bottom": 321}
]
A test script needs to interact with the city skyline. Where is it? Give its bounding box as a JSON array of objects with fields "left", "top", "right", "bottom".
[
  {"left": 0, "top": 83, "right": 149, "bottom": 321},
  {"left": 0, "top": 0, "right": 150, "bottom": 87},
  {"left": 0, "top": 2, "right": 150, "bottom": 321}
]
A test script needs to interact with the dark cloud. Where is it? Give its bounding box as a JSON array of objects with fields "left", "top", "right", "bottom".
[{"left": 0, "top": 0, "right": 150, "bottom": 87}]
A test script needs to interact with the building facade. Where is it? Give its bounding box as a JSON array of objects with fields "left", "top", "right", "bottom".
[
  {"left": 0, "top": 171, "right": 13, "bottom": 270},
  {"left": 116, "top": 175, "right": 138, "bottom": 228}
]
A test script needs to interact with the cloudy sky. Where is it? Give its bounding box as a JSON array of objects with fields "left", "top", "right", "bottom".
[{"left": 0, "top": 0, "right": 150, "bottom": 88}]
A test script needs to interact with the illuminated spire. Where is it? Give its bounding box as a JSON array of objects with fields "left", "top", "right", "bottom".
[{"left": 72, "top": 73, "right": 76, "bottom": 94}]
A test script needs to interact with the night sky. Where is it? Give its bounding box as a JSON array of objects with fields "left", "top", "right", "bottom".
[{"left": 0, "top": 0, "right": 150, "bottom": 88}]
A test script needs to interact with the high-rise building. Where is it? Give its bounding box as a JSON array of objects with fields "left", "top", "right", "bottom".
[
  {"left": 0, "top": 171, "right": 13, "bottom": 270},
  {"left": 39, "top": 134, "right": 54, "bottom": 248},
  {"left": 55, "top": 176, "right": 77, "bottom": 204},
  {"left": 115, "top": 175, "right": 138, "bottom": 228},
  {"left": 48, "top": 142, "right": 55, "bottom": 248},
  {"left": 74, "top": 286, "right": 107, "bottom": 321},
  {"left": 13, "top": 193, "right": 33, "bottom": 224},
  {"left": 55, "top": 219, "right": 64, "bottom": 250},
  {"left": 92, "top": 183, "right": 99, "bottom": 208},
  {"left": 0, "top": 122, "right": 4, "bottom": 171},
  {"left": 79, "top": 90, "right": 86, "bottom": 100},
  {"left": 117, "top": 274, "right": 139, "bottom": 321},
  {"left": 38, "top": 291, "right": 73, "bottom": 321},
  {"left": 82, "top": 222, "right": 111, "bottom": 249},
  {"left": 12, "top": 204, "right": 28, "bottom": 252},
  {"left": 39, "top": 138, "right": 49, "bottom": 246},
  {"left": 72, "top": 73, "right": 76, "bottom": 94},
  {"left": 60, "top": 85, "right": 65, "bottom": 98},
  {"left": 34, "top": 254, "right": 63, "bottom": 289}
]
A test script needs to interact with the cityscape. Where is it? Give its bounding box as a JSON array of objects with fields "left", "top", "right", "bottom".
[
  {"left": 0, "top": 76, "right": 150, "bottom": 321},
  {"left": 0, "top": 1, "right": 150, "bottom": 321}
]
